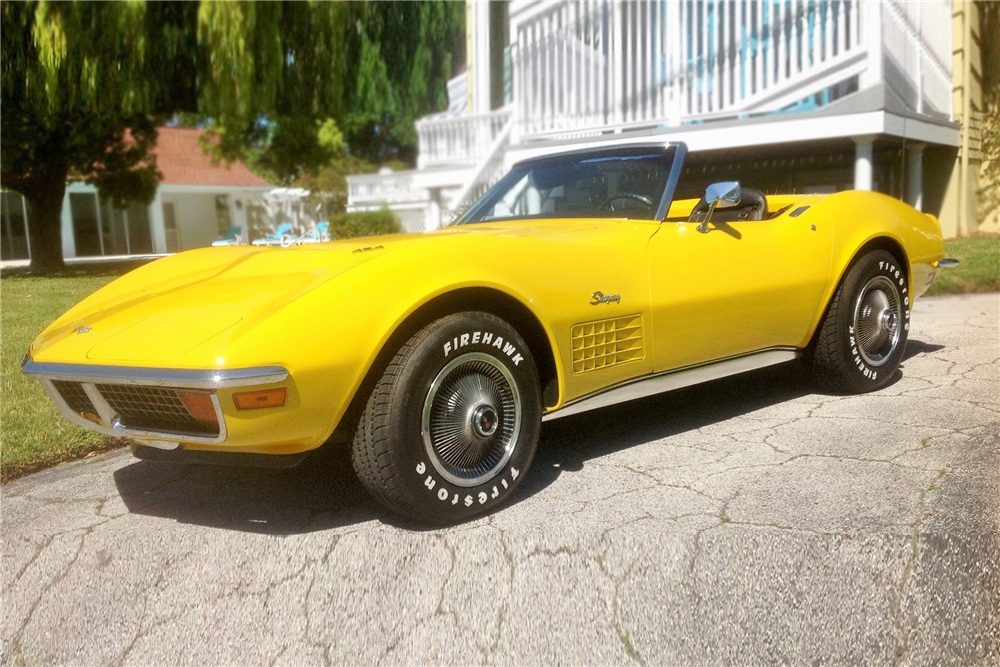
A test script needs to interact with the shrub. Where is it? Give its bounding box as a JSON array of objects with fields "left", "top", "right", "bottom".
[{"left": 328, "top": 207, "right": 402, "bottom": 240}]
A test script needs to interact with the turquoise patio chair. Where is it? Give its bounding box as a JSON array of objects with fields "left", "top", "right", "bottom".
[
  {"left": 252, "top": 223, "right": 296, "bottom": 247},
  {"left": 211, "top": 226, "right": 244, "bottom": 247},
  {"left": 297, "top": 221, "right": 331, "bottom": 245}
]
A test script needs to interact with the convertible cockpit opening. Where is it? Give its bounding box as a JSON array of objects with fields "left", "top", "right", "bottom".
[
  {"left": 688, "top": 187, "right": 769, "bottom": 223},
  {"left": 458, "top": 144, "right": 680, "bottom": 224}
]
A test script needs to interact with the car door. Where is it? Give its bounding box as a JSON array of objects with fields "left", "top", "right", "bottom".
[{"left": 646, "top": 207, "right": 833, "bottom": 373}]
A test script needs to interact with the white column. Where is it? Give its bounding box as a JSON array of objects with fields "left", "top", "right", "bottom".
[
  {"left": 426, "top": 188, "right": 442, "bottom": 232},
  {"left": 906, "top": 143, "right": 924, "bottom": 211},
  {"left": 853, "top": 134, "right": 876, "bottom": 191},
  {"left": 469, "top": 0, "right": 491, "bottom": 114},
  {"left": 149, "top": 189, "right": 168, "bottom": 253}
]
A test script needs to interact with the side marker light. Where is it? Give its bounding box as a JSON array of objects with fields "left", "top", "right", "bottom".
[{"left": 233, "top": 388, "right": 287, "bottom": 410}]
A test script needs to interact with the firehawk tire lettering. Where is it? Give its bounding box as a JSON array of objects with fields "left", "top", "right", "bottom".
[{"left": 443, "top": 330, "right": 524, "bottom": 365}]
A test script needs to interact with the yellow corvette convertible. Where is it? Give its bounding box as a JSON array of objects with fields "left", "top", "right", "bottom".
[{"left": 24, "top": 142, "right": 956, "bottom": 523}]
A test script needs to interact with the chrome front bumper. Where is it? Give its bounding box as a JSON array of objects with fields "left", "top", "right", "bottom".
[{"left": 22, "top": 359, "right": 288, "bottom": 449}]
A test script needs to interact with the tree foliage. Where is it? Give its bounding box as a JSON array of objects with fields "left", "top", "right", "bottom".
[
  {"left": 199, "top": 1, "right": 465, "bottom": 173},
  {"left": 343, "top": 1, "right": 465, "bottom": 164},
  {"left": 1, "top": 0, "right": 464, "bottom": 271},
  {"left": 977, "top": 1, "right": 1000, "bottom": 225},
  {"left": 1, "top": 0, "right": 196, "bottom": 270}
]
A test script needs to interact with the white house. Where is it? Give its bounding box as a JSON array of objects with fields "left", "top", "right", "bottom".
[
  {"left": 348, "top": 0, "right": 992, "bottom": 238},
  {"left": 1, "top": 127, "right": 274, "bottom": 265}
]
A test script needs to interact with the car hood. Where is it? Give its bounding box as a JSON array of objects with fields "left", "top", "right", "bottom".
[
  {"left": 29, "top": 220, "right": 609, "bottom": 365},
  {"left": 31, "top": 243, "right": 376, "bottom": 364}
]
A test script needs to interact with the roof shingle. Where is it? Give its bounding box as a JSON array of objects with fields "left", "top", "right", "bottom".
[{"left": 155, "top": 127, "right": 272, "bottom": 187}]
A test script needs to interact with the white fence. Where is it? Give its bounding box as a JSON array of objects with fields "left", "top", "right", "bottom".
[
  {"left": 882, "top": 0, "right": 952, "bottom": 116},
  {"left": 347, "top": 171, "right": 425, "bottom": 207},
  {"left": 510, "top": 0, "right": 952, "bottom": 139},
  {"left": 416, "top": 108, "right": 513, "bottom": 168}
]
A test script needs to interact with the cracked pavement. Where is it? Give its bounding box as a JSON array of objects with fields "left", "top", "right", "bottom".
[{"left": 3, "top": 293, "right": 998, "bottom": 666}]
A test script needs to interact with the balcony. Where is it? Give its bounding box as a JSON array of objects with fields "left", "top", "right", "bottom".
[
  {"left": 415, "top": 108, "right": 513, "bottom": 169},
  {"left": 347, "top": 171, "right": 425, "bottom": 207},
  {"left": 509, "top": 0, "right": 952, "bottom": 140},
  {"left": 349, "top": 0, "right": 955, "bottom": 228}
]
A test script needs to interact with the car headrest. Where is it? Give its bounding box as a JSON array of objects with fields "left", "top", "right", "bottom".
[{"left": 688, "top": 187, "right": 768, "bottom": 223}]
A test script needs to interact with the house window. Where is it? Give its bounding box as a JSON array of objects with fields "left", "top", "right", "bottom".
[
  {"left": 1, "top": 191, "right": 30, "bottom": 261},
  {"left": 70, "top": 193, "right": 102, "bottom": 257},
  {"left": 215, "top": 195, "right": 232, "bottom": 236},
  {"left": 125, "top": 202, "right": 152, "bottom": 254},
  {"left": 70, "top": 191, "right": 154, "bottom": 257},
  {"left": 163, "top": 202, "right": 180, "bottom": 253}
]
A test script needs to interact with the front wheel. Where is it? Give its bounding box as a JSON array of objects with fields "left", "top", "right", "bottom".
[
  {"left": 352, "top": 312, "right": 541, "bottom": 524},
  {"left": 812, "top": 249, "right": 910, "bottom": 393}
]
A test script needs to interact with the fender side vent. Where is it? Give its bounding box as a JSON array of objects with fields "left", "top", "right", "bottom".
[{"left": 571, "top": 314, "right": 644, "bottom": 374}]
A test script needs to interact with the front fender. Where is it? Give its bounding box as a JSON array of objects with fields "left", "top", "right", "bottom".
[
  {"left": 196, "top": 251, "right": 564, "bottom": 453},
  {"left": 813, "top": 191, "right": 944, "bottom": 314}
]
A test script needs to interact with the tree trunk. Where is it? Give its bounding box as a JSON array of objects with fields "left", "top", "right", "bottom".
[{"left": 24, "top": 164, "right": 69, "bottom": 273}]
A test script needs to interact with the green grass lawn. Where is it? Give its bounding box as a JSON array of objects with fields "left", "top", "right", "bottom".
[
  {"left": 1, "top": 262, "right": 154, "bottom": 482},
  {"left": 0, "top": 237, "right": 996, "bottom": 483},
  {"left": 926, "top": 234, "right": 1000, "bottom": 296}
]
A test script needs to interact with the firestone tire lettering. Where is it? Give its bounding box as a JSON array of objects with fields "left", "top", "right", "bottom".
[{"left": 415, "top": 462, "right": 522, "bottom": 509}]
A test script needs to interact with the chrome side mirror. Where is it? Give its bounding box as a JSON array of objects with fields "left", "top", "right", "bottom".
[
  {"left": 699, "top": 181, "right": 741, "bottom": 232},
  {"left": 705, "top": 181, "right": 741, "bottom": 209}
]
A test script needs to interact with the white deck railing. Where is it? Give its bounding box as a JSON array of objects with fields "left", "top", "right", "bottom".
[
  {"left": 449, "top": 119, "right": 514, "bottom": 217},
  {"left": 416, "top": 108, "right": 513, "bottom": 168},
  {"left": 882, "top": 0, "right": 952, "bottom": 116},
  {"left": 510, "top": 0, "right": 952, "bottom": 140},
  {"left": 347, "top": 171, "right": 425, "bottom": 207}
]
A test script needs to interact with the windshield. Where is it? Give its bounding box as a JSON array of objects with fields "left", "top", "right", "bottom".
[{"left": 457, "top": 145, "right": 679, "bottom": 224}]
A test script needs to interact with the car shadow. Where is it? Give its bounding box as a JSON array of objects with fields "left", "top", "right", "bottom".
[
  {"left": 903, "top": 339, "right": 945, "bottom": 359},
  {"left": 113, "top": 340, "right": 942, "bottom": 534}
]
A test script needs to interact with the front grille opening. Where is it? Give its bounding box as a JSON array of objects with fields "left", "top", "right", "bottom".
[
  {"left": 52, "top": 380, "right": 98, "bottom": 416},
  {"left": 96, "top": 384, "right": 220, "bottom": 437}
]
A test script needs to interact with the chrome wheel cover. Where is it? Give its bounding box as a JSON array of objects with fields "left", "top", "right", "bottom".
[
  {"left": 421, "top": 352, "right": 521, "bottom": 487},
  {"left": 853, "top": 275, "right": 902, "bottom": 367}
]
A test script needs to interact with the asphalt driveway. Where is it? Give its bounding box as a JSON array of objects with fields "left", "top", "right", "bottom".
[{"left": 3, "top": 293, "right": 998, "bottom": 666}]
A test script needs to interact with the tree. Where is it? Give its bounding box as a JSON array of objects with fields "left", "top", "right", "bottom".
[
  {"left": 977, "top": 1, "right": 999, "bottom": 226},
  {"left": 1, "top": 1, "right": 198, "bottom": 271},
  {"left": 200, "top": 2, "right": 465, "bottom": 171},
  {"left": 1, "top": 1, "right": 464, "bottom": 271},
  {"left": 343, "top": 1, "right": 465, "bottom": 164}
]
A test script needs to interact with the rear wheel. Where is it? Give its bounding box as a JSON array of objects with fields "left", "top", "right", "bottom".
[
  {"left": 352, "top": 312, "right": 541, "bottom": 524},
  {"left": 812, "top": 249, "right": 909, "bottom": 393}
]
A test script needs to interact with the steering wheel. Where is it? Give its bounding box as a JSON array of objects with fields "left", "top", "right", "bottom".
[{"left": 599, "top": 192, "right": 654, "bottom": 213}]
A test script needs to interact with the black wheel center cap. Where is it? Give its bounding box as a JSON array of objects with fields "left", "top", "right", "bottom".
[{"left": 472, "top": 405, "right": 498, "bottom": 438}]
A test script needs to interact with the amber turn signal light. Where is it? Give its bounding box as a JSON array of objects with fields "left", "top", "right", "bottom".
[
  {"left": 233, "top": 388, "right": 287, "bottom": 410},
  {"left": 177, "top": 391, "right": 218, "bottom": 423}
]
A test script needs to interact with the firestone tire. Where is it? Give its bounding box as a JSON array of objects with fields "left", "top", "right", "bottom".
[
  {"left": 351, "top": 312, "right": 542, "bottom": 524},
  {"left": 812, "top": 249, "right": 910, "bottom": 393}
]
